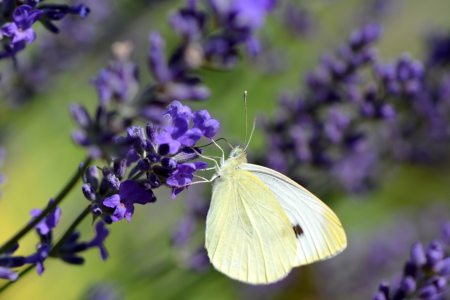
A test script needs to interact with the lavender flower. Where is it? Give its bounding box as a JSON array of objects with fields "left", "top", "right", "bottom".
[
  {"left": 1, "top": 5, "right": 42, "bottom": 44},
  {"left": 90, "top": 42, "right": 139, "bottom": 104},
  {"left": 38, "top": 3, "right": 90, "bottom": 33},
  {"left": 0, "top": 243, "right": 25, "bottom": 281},
  {"left": 373, "top": 237, "right": 450, "bottom": 300},
  {"left": 103, "top": 180, "right": 153, "bottom": 222},
  {"left": 25, "top": 244, "right": 50, "bottom": 275},
  {"left": 0, "top": 5, "right": 42, "bottom": 58},
  {"left": 166, "top": 161, "right": 208, "bottom": 198},
  {"left": 29, "top": 199, "right": 61, "bottom": 236}
]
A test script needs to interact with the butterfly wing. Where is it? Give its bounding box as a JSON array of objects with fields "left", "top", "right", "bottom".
[
  {"left": 206, "top": 169, "right": 297, "bottom": 284},
  {"left": 240, "top": 163, "right": 347, "bottom": 266}
]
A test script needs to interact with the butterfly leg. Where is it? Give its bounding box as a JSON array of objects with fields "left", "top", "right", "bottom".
[{"left": 190, "top": 147, "right": 221, "bottom": 171}]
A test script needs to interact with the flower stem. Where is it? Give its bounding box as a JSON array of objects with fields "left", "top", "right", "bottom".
[
  {"left": 50, "top": 205, "right": 91, "bottom": 255},
  {"left": 0, "top": 205, "right": 92, "bottom": 294},
  {"left": 0, "top": 156, "right": 92, "bottom": 255}
]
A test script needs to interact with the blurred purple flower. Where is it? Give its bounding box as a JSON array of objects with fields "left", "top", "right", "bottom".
[
  {"left": 91, "top": 42, "right": 139, "bottom": 104},
  {"left": 38, "top": 3, "right": 90, "bottom": 34},
  {"left": 103, "top": 180, "right": 153, "bottom": 222},
  {"left": 0, "top": 243, "right": 25, "bottom": 281},
  {"left": 86, "top": 222, "right": 110, "bottom": 261},
  {"left": 1, "top": 5, "right": 42, "bottom": 44},
  {"left": 167, "top": 161, "right": 208, "bottom": 198},
  {"left": 29, "top": 199, "right": 61, "bottom": 235},
  {"left": 25, "top": 244, "right": 50, "bottom": 275}
]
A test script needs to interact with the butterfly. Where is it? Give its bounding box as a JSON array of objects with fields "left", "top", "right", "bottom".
[{"left": 204, "top": 145, "right": 347, "bottom": 285}]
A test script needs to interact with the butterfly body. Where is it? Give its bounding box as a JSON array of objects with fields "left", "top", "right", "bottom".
[{"left": 205, "top": 147, "right": 347, "bottom": 285}]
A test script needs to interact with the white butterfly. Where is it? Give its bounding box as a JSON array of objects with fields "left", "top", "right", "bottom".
[{"left": 204, "top": 146, "right": 347, "bottom": 285}]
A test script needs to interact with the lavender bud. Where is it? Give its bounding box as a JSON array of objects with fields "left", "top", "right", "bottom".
[
  {"left": 147, "top": 153, "right": 161, "bottom": 163},
  {"left": 61, "top": 255, "right": 85, "bottom": 265},
  {"left": 161, "top": 157, "right": 177, "bottom": 170},
  {"left": 372, "top": 291, "right": 386, "bottom": 300},
  {"left": 138, "top": 159, "right": 151, "bottom": 172},
  {"left": 157, "top": 144, "right": 170, "bottom": 156},
  {"left": 400, "top": 276, "right": 416, "bottom": 293},
  {"left": 417, "top": 285, "right": 437, "bottom": 299},
  {"left": 82, "top": 184, "right": 96, "bottom": 201},
  {"left": 433, "top": 277, "right": 447, "bottom": 292},
  {"left": 172, "top": 147, "right": 202, "bottom": 163},
  {"left": 70, "top": 103, "right": 91, "bottom": 128},
  {"left": 379, "top": 281, "right": 390, "bottom": 299},
  {"left": 113, "top": 158, "right": 127, "bottom": 180},
  {"left": 108, "top": 176, "right": 120, "bottom": 191},
  {"left": 102, "top": 215, "right": 113, "bottom": 225},
  {"left": 411, "top": 242, "right": 426, "bottom": 266},
  {"left": 91, "top": 204, "right": 102, "bottom": 216},
  {"left": 146, "top": 122, "right": 158, "bottom": 143},
  {"left": 152, "top": 165, "right": 172, "bottom": 179},
  {"left": 85, "top": 166, "right": 100, "bottom": 190},
  {"left": 404, "top": 260, "right": 419, "bottom": 279},
  {"left": 148, "top": 172, "right": 161, "bottom": 188}
]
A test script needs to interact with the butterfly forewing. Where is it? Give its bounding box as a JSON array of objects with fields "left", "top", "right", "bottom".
[
  {"left": 240, "top": 164, "right": 347, "bottom": 266},
  {"left": 206, "top": 169, "right": 297, "bottom": 284}
]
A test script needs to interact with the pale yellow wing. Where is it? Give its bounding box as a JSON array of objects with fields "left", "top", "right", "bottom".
[
  {"left": 240, "top": 164, "right": 347, "bottom": 266},
  {"left": 206, "top": 169, "right": 297, "bottom": 285}
]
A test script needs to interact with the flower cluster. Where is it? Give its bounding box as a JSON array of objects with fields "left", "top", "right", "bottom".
[
  {"left": 373, "top": 224, "right": 450, "bottom": 300},
  {"left": 0, "top": 0, "right": 112, "bottom": 108},
  {"left": 0, "top": 2, "right": 90, "bottom": 61},
  {"left": 257, "top": 23, "right": 384, "bottom": 193},
  {"left": 258, "top": 21, "right": 450, "bottom": 194},
  {"left": 0, "top": 200, "right": 108, "bottom": 281},
  {"left": 79, "top": 100, "right": 219, "bottom": 223}
]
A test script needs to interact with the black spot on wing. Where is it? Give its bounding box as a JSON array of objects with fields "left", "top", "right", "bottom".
[{"left": 293, "top": 224, "right": 304, "bottom": 237}]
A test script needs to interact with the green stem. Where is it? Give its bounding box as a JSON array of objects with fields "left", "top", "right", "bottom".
[
  {"left": 50, "top": 206, "right": 91, "bottom": 255},
  {"left": 0, "top": 205, "right": 92, "bottom": 294},
  {"left": 0, "top": 156, "right": 92, "bottom": 255},
  {"left": 0, "top": 265, "right": 34, "bottom": 293}
]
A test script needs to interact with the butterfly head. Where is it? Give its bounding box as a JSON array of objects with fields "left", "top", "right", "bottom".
[{"left": 230, "top": 147, "right": 246, "bottom": 158}]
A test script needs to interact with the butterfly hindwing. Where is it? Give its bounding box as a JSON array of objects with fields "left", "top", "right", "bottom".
[
  {"left": 240, "top": 164, "right": 347, "bottom": 266},
  {"left": 206, "top": 169, "right": 297, "bottom": 284}
]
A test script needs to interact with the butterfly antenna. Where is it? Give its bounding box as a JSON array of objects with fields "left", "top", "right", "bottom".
[
  {"left": 243, "top": 91, "right": 248, "bottom": 147},
  {"left": 244, "top": 118, "right": 256, "bottom": 151}
]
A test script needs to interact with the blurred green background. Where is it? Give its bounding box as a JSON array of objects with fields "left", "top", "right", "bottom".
[{"left": 1, "top": 0, "right": 450, "bottom": 299}]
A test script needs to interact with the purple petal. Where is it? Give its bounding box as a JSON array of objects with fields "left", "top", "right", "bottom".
[
  {"left": 1, "top": 22, "right": 18, "bottom": 37},
  {"left": 178, "top": 163, "right": 196, "bottom": 174},
  {"left": 177, "top": 128, "right": 202, "bottom": 146},
  {"left": 119, "top": 180, "right": 152, "bottom": 205},
  {"left": 154, "top": 131, "right": 174, "bottom": 145},
  {"left": 194, "top": 161, "right": 208, "bottom": 170},
  {"left": 29, "top": 209, "right": 50, "bottom": 235},
  {"left": 111, "top": 205, "right": 126, "bottom": 222},
  {"left": 12, "top": 5, "right": 33, "bottom": 24},
  {"left": 166, "top": 173, "right": 181, "bottom": 187},
  {"left": 168, "top": 140, "right": 182, "bottom": 155},
  {"left": 70, "top": 104, "right": 91, "bottom": 128},
  {"left": 103, "top": 194, "right": 121, "bottom": 208},
  {"left": 125, "top": 204, "right": 135, "bottom": 223},
  {"left": 165, "top": 101, "right": 192, "bottom": 119},
  {"left": 149, "top": 32, "right": 172, "bottom": 83},
  {"left": 171, "top": 117, "right": 190, "bottom": 140},
  {"left": 202, "top": 118, "right": 220, "bottom": 138},
  {"left": 0, "top": 267, "right": 18, "bottom": 281},
  {"left": 172, "top": 187, "right": 187, "bottom": 199},
  {"left": 87, "top": 222, "right": 109, "bottom": 261},
  {"left": 25, "top": 9, "right": 43, "bottom": 27}
]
